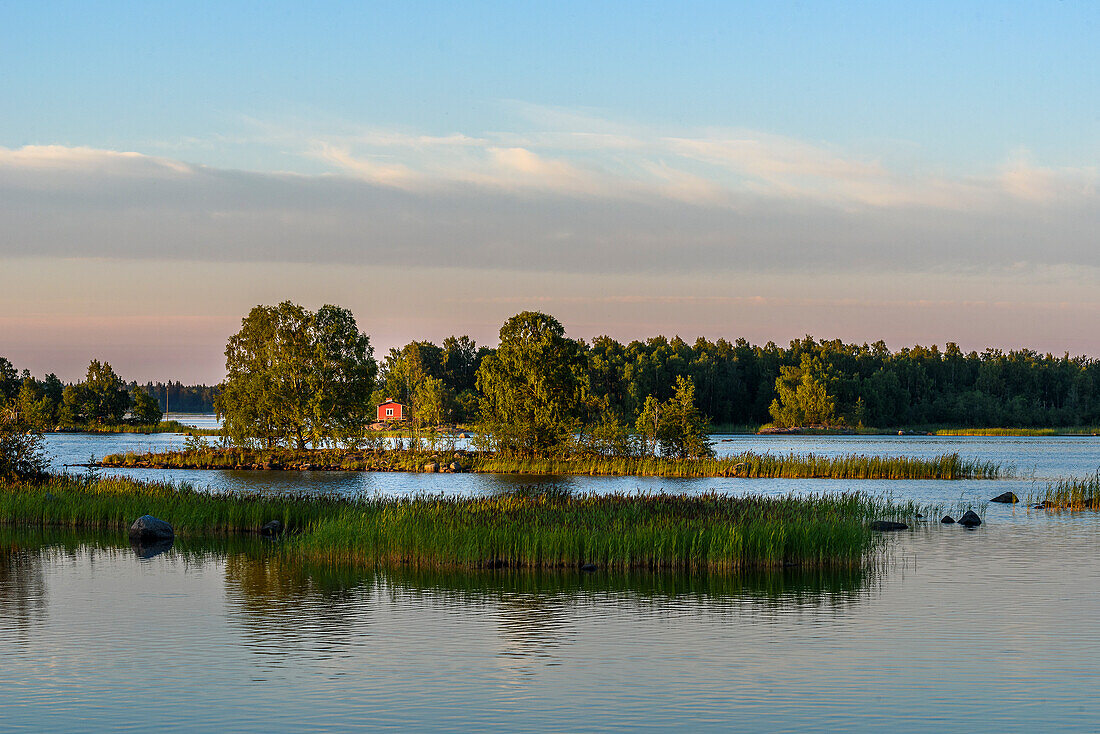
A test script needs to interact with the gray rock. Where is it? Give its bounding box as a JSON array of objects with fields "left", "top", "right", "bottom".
[
  {"left": 260, "top": 520, "right": 283, "bottom": 537},
  {"left": 990, "top": 492, "right": 1019, "bottom": 504},
  {"left": 423, "top": 462, "right": 439, "bottom": 473},
  {"left": 129, "top": 515, "right": 174, "bottom": 542},
  {"left": 869, "top": 520, "right": 908, "bottom": 531},
  {"left": 580, "top": 563, "right": 598, "bottom": 572},
  {"left": 940, "top": 515, "right": 956, "bottom": 524},
  {"left": 958, "top": 510, "right": 982, "bottom": 527}
]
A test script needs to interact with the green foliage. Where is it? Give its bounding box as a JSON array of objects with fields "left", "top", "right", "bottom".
[
  {"left": 13, "top": 377, "right": 56, "bottom": 430},
  {"left": 130, "top": 387, "right": 163, "bottom": 424},
  {"left": 635, "top": 395, "right": 661, "bottom": 455},
  {"left": 476, "top": 311, "right": 587, "bottom": 454},
  {"left": 769, "top": 356, "right": 837, "bottom": 427},
  {"left": 215, "top": 302, "right": 377, "bottom": 449},
  {"left": 0, "top": 358, "right": 18, "bottom": 403},
  {"left": 632, "top": 378, "right": 713, "bottom": 458},
  {"left": 0, "top": 417, "right": 48, "bottom": 481},
  {"left": 655, "top": 376, "right": 714, "bottom": 458},
  {"left": 56, "top": 360, "right": 131, "bottom": 426}
]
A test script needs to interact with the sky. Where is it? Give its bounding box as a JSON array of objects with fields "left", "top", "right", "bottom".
[{"left": 1, "top": 1, "right": 1098, "bottom": 383}]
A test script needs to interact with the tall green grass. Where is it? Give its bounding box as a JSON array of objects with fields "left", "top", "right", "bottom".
[
  {"left": 55, "top": 420, "right": 221, "bottom": 435},
  {"left": 0, "top": 475, "right": 923, "bottom": 570},
  {"left": 933, "top": 427, "right": 1100, "bottom": 436},
  {"left": 1033, "top": 471, "right": 1100, "bottom": 511},
  {"left": 100, "top": 447, "right": 1003, "bottom": 480}
]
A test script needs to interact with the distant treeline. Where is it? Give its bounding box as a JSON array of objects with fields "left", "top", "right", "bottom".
[
  {"left": 136, "top": 382, "right": 218, "bottom": 414},
  {"left": 378, "top": 334, "right": 1100, "bottom": 429},
  {"left": 5, "top": 329, "right": 1100, "bottom": 432},
  {"left": 0, "top": 358, "right": 215, "bottom": 429}
]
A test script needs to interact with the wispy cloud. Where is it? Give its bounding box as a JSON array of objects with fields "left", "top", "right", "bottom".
[
  {"left": 0, "top": 109, "right": 1098, "bottom": 278},
  {"left": 276, "top": 106, "right": 1098, "bottom": 213}
]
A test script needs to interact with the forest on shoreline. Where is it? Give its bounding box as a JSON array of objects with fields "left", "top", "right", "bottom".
[{"left": 4, "top": 306, "right": 1100, "bottom": 439}]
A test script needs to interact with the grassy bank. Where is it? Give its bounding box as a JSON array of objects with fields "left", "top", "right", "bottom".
[
  {"left": 740, "top": 424, "right": 1100, "bottom": 436},
  {"left": 932, "top": 427, "right": 1100, "bottom": 437},
  {"left": 99, "top": 447, "right": 1002, "bottom": 480},
  {"left": 54, "top": 420, "right": 222, "bottom": 436},
  {"left": 0, "top": 475, "right": 922, "bottom": 570}
]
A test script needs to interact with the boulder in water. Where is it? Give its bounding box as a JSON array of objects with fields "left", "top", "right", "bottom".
[
  {"left": 129, "top": 515, "right": 174, "bottom": 542},
  {"left": 260, "top": 520, "right": 283, "bottom": 537},
  {"left": 940, "top": 515, "right": 956, "bottom": 524},
  {"left": 990, "top": 492, "right": 1019, "bottom": 504},
  {"left": 580, "top": 563, "right": 598, "bottom": 572},
  {"left": 958, "top": 510, "right": 982, "bottom": 527},
  {"left": 869, "top": 520, "right": 908, "bottom": 531}
]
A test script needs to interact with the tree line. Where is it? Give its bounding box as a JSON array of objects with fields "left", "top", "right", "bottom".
[
  {"left": 6, "top": 302, "right": 1100, "bottom": 449},
  {"left": 0, "top": 358, "right": 163, "bottom": 429},
  {"left": 371, "top": 319, "right": 1100, "bottom": 431}
]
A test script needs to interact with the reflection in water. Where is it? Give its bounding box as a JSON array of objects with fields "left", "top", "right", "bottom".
[
  {"left": 131, "top": 536, "right": 174, "bottom": 559},
  {"left": 217, "top": 550, "right": 878, "bottom": 678},
  {"left": 0, "top": 539, "right": 48, "bottom": 632},
  {"left": 3, "top": 522, "right": 1100, "bottom": 731}
]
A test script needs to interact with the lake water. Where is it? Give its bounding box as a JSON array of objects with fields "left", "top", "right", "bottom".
[{"left": 3, "top": 434, "right": 1099, "bottom": 731}]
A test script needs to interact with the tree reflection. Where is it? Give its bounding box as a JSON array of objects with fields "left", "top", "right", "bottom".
[{"left": 0, "top": 541, "right": 47, "bottom": 632}]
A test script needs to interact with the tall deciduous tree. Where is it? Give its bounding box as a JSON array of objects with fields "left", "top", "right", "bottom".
[
  {"left": 476, "top": 311, "right": 587, "bottom": 454},
  {"left": 655, "top": 375, "right": 714, "bottom": 459},
  {"left": 769, "top": 356, "right": 837, "bottom": 427},
  {"left": 60, "top": 360, "right": 130, "bottom": 425},
  {"left": 215, "top": 302, "right": 376, "bottom": 449},
  {"left": 130, "top": 388, "right": 163, "bottom": 424}
]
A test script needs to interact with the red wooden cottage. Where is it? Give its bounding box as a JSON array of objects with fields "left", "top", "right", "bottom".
[{"left": 377, "top": 398, "right": 405, "bottom": 421}]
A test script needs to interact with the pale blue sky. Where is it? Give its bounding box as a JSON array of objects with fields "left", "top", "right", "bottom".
[
  {"left": 1, "top": 1, "right": 1099, "bottom": 381},
  {"left": 3, "top": 1, "right": 1098, "bottom": 170}
]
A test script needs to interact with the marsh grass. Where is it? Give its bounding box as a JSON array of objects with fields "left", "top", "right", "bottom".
[
  {"left": 99, "top": 447, "right": 1003, "bottom": 480},
  {"left": 933, "top": 427, "right": 1100, "bottom": 437},
  {"left": 1033, "top": 471, "right": 1100, "bottom": 511},
  {"left": 56, "top": 420, "right": 221, "bottom": 436},
  {"left": 0, "top": 475, "right": 925, "bottom": 570}
]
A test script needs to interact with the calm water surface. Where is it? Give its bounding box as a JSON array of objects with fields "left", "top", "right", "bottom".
[{"left": 2, "top": 434, "right": 1097, "bottom": 731}]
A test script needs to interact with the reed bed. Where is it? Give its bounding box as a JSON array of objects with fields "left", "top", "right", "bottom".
[
  {"left": 0, "top": 475, "right": 343, "bottom": 535},
  {"left": 0, "top": 475, "right": 923, "bottom": 570},
  {"left": 55, "top": 420, "right": 221, "bottom": 436},
  {"left": 933, "top": 427, "right": 1100, "bottom": 437},
  {"left": 1034, "top": 471, "right": 1100, "bottom": 511},
  {"left": 100, "top": 448, "right": 1002, "bottom": 480}
]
